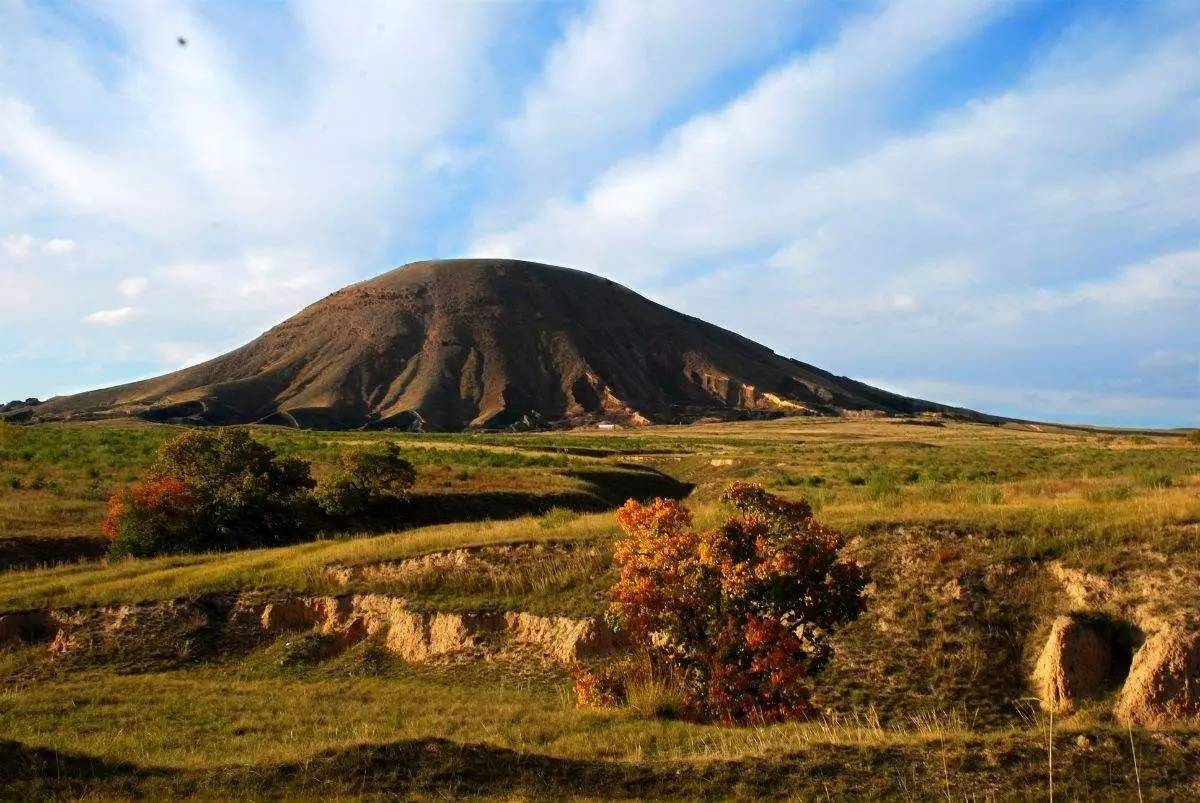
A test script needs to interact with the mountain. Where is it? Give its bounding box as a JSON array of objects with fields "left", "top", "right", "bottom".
[{"left": 19, "top": 259, "right": 991, "bottom": 430}]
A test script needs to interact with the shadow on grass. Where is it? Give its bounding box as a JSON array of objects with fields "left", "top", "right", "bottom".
[
  {"left": 326, "top": 466, "right": 692, "bottom": 535},
  {"left": 0, "top": 467, "right": 692, "bottom": 569},
  {"left": 0, "top": 535, "right": 108, "bottom": 572},
  {"left": 5, "top": 733, "right": 1200, "bottom": 799}
]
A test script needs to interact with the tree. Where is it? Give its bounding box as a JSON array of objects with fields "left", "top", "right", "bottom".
[
  {"left": 104, "top": 428, "right": 314, "bottom": 557},
  {"left": 315, "top": 442, "right": 415, "bottom": 517},
  {"left": 103, "top": 476, "right": 204, "bottom": 558},
  {"left": 605, "top": 482, "right": 868, "bottom": 724}
]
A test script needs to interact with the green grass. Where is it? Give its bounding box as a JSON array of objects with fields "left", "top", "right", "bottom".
[
  {"left": 1, "top": 650, "right": 1195, "bottom": 799},
  {"left": 0, "top": 511, "right": 622, "bottom": 615},
  {"left": 3, "top": 416, "right": 1200, "bottom": 798}
]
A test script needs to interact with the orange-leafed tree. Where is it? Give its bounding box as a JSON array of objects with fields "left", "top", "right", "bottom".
[
  {"left": 103, "top": 476, "right": 204, "bottom": 557},
  {"left": 608, "top": 482, "right": 868, "bottom": 724}
]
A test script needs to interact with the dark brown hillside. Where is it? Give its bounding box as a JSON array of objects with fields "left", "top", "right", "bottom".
[{"left": 23, "top": 259, "right": 990, "bottom": 430}]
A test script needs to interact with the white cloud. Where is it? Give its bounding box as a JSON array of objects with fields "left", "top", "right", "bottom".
[
  {"left": 41, "top": 238, "right": 75, "bottom": 255},
  {"left": 472, "top": 0, "right": 1004, "bottom": 274},
  {"left": 498, "top": 0, "right": 802, "bottom": 190},
  {"left": 0, "top": 1, "right": 512, "bottom": 246},
  {"left": 117, "top": 277, "right": 149, "bottom": 297},
  {"left": 1140, "top": 351, "right": 1199, "bottom": 369},
  {"left": 157, "top": 249, "right": 341, "bottom": 318},
  {"left": 81, "top": 307, "right": 136, "bottom": 325},
  {"left": 977, "top": 249, "right": 1200, "bottom": 324},
  {"left": 155, "top": 341, "right": 215, "bottom": 368},
  {"left": 474, "top": 2, "right": 1198, "bottom": 297},
  {"left": 3, "top": 233, "right": 34, "bottom": 257},
  {"left": 864, "top": 377, "right": 1198, "bottom": 427}
]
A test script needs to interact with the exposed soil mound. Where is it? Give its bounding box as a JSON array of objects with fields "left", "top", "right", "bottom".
[
  {"left": 3, "top": 592, "right": 627, "bottom": 667},
  {"left": 21, "top": 259, "right": 990, "bottom": 430},
  {"left": 1116, "top": 620, "right": 1200, "bottom": 727},
  {"left": 1033, "top": 615, "right": 1114, "bottom": 712}
]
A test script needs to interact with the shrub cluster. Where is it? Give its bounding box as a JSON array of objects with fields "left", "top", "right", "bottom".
[
  {"left": 592, "top": 482, "right": 868, "bottom": 724},
  {"left": 104, "top": 429, "right": 315, "bottom": 557},
  {"left": 314, "top": 442, "right": 415, "bottom": 517},
  {"left": 104, "top": 430, "right": 415, "bottom": 558}
]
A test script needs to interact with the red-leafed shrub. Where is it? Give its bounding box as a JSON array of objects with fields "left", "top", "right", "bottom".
[
  {"left": 570, "top": 662, "right": 628, "bottom": 708},
  {"left": 103, "top": 476, "right": 204, "bottom": 558},
  {"left": 606, "top": 482, "right": 868, "bottom": 724}
]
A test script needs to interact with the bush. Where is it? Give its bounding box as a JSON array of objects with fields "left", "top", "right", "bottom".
[
  {"left": 606, "top": 482, "right": 868, "bottom": 725},
  {"left": 104, "top": 429, "right": 314, "bottom": 557},
  {"left": 868, "top": 473, "right": 900, "bottom": 500},
  {"left": 572, "top": 655, "right": 688, "bottom": 719},
  {"left": 1083, "top": 484, "right": 1134, "bottom": 503},
  {"left": 570, "top": 662, "right": 628, "bottom": 708},
  {"left": 1186, "top": 430, "right": 1200, "bottom": 446},
  {"left": 1135, "top": 470, "right": 1173, "bottom": 490},
  {"left": 103, "top": 477, "right": 204, "bottom": 557},
  {"left": 538, "top": 506, "right": 578, "bottom": 529},
  {"left": 315, "top": 442, "right": 415, "bottom": 517}
]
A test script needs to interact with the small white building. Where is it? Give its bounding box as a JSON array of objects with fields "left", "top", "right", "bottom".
[{"left": 597, "top": 422, "right": 621, "bottom": 430}]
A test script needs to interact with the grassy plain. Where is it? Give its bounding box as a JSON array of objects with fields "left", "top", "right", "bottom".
[{"left": 2, "top": 416, "right": 1199, "bottom": 799}]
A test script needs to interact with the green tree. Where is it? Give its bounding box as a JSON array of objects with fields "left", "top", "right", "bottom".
[
  {"left": 315, "top": 442, "right": 415, "bottom": 517},
  {"left": 105, "top": 428, "right": 314, "bottom": 557}
]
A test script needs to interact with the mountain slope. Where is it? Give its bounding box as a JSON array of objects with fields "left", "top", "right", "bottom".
[{"left": 24, "top": 259, "right": 991, "bottom": 430}]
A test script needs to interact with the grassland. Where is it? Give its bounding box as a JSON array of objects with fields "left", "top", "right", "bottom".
[
  {"left": 0, "top": 420, "right": 685, "bottom": 570},
  {"left": 2, "top": 416, "right": 1199, "bottom": 799}
]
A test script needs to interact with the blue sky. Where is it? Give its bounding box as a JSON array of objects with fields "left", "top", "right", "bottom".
[{"left": 1, "top": 0, "right": 1197, "bottom": 427}]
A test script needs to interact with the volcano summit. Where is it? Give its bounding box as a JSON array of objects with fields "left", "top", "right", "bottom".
[{"left": 22, "top": 259, "right": 983, "bottom": 430}]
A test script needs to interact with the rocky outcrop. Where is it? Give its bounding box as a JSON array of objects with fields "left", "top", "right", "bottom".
[
  {"left": 47, "top": 600, "right": 216, "bottom": 666},
  {"left": 505, "top": 612, "right": 628, "bottom": 663},
  {"left": 1033, "top": 615, "right": 1114, "bottom": 712},
  {"left": 1115, "top": 621, "right": 1200, "bottom": 727},
  {"left": 1049, "top": 563, "right": 1113, "bottom": 611},
  {"left": 1, "top": 592, "right": 625, "bottom": 668}
]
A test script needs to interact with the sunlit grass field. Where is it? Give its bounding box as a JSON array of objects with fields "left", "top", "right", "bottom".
[{"left": 2, "top": 416, "right": 1199, "bottom": 798}]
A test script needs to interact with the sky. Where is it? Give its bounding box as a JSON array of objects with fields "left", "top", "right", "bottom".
[{"left": 1, "top": 0, "right": 1197, "bottom": 427}]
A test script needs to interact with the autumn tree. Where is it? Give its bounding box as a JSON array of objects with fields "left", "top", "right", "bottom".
[
  {"left": 604, "top": 482, "right": 868, "bottom": 724},
  {"left": 104, "top": 428, "right": 314, "bottom": 557},
  {"left": 104, "top": 476, "right": 204, "bottom": 558}
]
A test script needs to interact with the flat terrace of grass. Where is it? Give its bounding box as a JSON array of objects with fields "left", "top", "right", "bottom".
[
  {"left": 627, "top": 418, "right": 1200, "bottom": 570},
  {"left": 0, "top": 421, "right": 666, "bottom": 542},
  {"left": 0, "top": 509, "right": 626, "bottom": 616},
  {"left": 2, "top": 417, "right": 1197, "bottom": 613},
  {"left": 1, "top": 646, "right": 1193, "bottom": 800}
]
